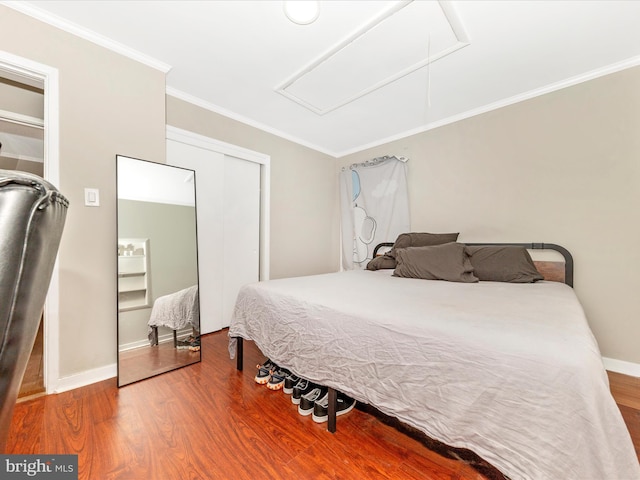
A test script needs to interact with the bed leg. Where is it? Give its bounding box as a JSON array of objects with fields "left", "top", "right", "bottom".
[
  {"left": 236, "top": 337, "right": 243, "bottom": 371},
  {"left": 151, "top": 326, "right": 159, "bottom": 346},
  {"left": 328, "top": 387, "right": 337, "bottom": 433},
  {"left": 173, "top": 329, "right": 178, "bottom": 348}
]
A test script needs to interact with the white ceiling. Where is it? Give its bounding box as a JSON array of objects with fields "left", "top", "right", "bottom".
[{"left": 7, "top": 0, "right": 640, "bottom": 157}]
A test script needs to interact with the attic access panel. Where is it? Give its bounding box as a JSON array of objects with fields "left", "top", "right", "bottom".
[{"left": 276, "top": 0, "right": 469, "bottom": 115}]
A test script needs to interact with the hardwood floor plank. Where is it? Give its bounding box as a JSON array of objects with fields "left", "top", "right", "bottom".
[
  {"left": 618, "top": 404, "right": 640, "bottom": 460},
  {"left": 329, "top": 411, "right": 467, "bottom": 478},
  {"left": 609, "top": 371, "right": 640, "bottom": 410},
  {"left": 118, "top": 342, "right": 200, "bottom": 387},
  {"left": 5, "top": 400, "right": 44, "bottom": 453},
  {"left": 6, "top": 329, "right": 640, "bottom": 480},
  {"left": 284, "top": 441, "right": 368, "bottom": 480}
]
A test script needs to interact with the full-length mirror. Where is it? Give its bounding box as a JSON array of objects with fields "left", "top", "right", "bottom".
[{"left": 116, "top": 155, "right": 200, "bottom": 387}]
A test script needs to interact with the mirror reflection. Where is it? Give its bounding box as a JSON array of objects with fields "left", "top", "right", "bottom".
[{"left": 117, "top": 155, "right": 200, "bottom": 387}]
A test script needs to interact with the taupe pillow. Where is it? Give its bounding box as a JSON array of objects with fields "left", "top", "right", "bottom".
[
  {"left": 366, "top": 253, "right": 396, "bottom": 271},
  {"left": 465, "top": 245, "right": 544, "bottom": 283},
  {"left": 367, "top": 232, "right": 459, "bottom": 270},
  {"left": 392, "top": 232, "right": 460, "bottom": 251},
  {"left": 393, "top": 242, "right": 478, "bottom": 283}
]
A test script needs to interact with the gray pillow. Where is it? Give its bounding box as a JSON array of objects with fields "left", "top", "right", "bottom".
[
  {"left": 392, "top": 232, "right": 460, "bottom": 251},
  {"left": 465, "top": 245, "right": 544, "bottom": 283},
  {"left": 366, "top": 253, "right": 396, "bottom": 271},
  {"left": 367, "top": 232, "right": 460, "bottom": 270},
  {"left": 393, "top": 242, "right": 478, "bottom": 283}
]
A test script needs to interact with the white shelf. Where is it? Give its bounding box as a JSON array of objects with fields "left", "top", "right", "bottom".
[
  {"left": 119, "top": 287, "right": 146, "bottom": 294},
  {"left": 118, "top": 238, "right": 151, "bottom": 312},
  {"left": 118, "top": 271, "right": 145, "bottom": 278}
]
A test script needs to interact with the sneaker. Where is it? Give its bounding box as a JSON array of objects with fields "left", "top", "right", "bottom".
[
  {"left": 283, "top": 373, "right": 301, "bottom": 394},
  {"left": 291, "top": 379, "right": 315, "bottom": 405},
  {"left": 298, "top": 385, "right": 328, "bottom": 416},
  {"left": 266, "top": 367, "right": 290, "bottom": 391},
  {"left": 312, "top": 391, "right": 356, "bottom": 423},
  {"left": 188, "top": 336, "right": 201, "bottom": 352},
  {"left": 254, "top": 359, "right": 277, "bottom": 385}
]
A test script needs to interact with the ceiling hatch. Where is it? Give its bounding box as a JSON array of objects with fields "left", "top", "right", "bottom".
[{"left": 276, "top": 0, "right": 470, "bottom": 115}]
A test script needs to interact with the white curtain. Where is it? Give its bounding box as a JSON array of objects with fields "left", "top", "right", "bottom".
[{"left": 340, "top": 156, "right": 410, "bottom": 270}]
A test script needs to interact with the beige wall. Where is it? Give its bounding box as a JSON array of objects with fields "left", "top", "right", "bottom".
[
  {"left": 166, "top": 95, "right": 340, "bottom": 280},
  {"left": 339, "top": 66, "right": 640, "bottom": 364},
  {"left": 0, "top": 6, "right": 167, "bottom": 378}
]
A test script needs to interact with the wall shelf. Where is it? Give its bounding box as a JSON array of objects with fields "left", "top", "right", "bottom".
[
  {"left": 118, "top": 271, "right": 145, "bottom": 278},
  {"left": 118, "top": 238, "right": 151, "bottom": 312}
]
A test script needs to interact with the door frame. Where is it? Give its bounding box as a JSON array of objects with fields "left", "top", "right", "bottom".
[
  {"left": 0, "top": 50, "right": 61, "bottom": 393},
  {"left": 166, "top": 126, "right": 271, "bottom": 282}
]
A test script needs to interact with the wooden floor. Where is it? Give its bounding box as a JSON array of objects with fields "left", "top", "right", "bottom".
[
  {"left": 7, "top": 330, "right": 640, "bottom": 479},
  {"left": 118, "top": 341, "right": 201, "bottom": 386},
  {"left": 608, "top": 370, "right": 640, "bottom": 460}
]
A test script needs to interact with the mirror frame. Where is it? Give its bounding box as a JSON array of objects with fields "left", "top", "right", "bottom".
[{"left": 116, "top": 154, "right": 201, "bottom": 387}]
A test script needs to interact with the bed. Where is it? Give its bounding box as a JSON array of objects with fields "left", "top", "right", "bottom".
[
  {"left": 228, "top": 238, "right": 640, "bottom": 480},
  {"left": 148, "top": 285, "right": 199, "bottom": 346}
]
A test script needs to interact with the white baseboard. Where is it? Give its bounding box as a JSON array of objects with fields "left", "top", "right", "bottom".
[
  {"left": 53, "top": 330, "right": 196, "bottom": 393},
  {"left": 603, "top": 357, "right": 640, "bottom": 378},
  {"left": 53, "top": 363, "right": 117, "bottom": 393},
  {"left": 118, "top": 338, "right": 150, "bottom": 352},
  {"left": 119, "top": 329, "right": 193, "bottom": 352}
]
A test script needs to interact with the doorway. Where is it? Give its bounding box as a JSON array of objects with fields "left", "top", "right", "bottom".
[
  {"left": 0, "top": 75, "right": 45, "bottom": 398},
  {"left": 0, "top": 51, "right": 60, "bottom": 395}
]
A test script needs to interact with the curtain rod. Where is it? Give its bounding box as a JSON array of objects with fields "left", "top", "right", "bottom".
[{"left": 342, "top": 155, "right": 409, "bottom": 171}]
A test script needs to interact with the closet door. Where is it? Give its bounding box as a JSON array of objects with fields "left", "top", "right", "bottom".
[
  {"left": 223, "top": 156, "right": 260, "bottom": 328},
  {"left": 167, "top": 139, "right": 261, "bottom": 333}
]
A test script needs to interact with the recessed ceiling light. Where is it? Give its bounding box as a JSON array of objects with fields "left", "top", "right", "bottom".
[{"left": 283, "top": 1, "right": 320, "bottom": 25}]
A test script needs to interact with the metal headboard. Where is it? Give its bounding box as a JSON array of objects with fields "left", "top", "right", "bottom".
[{"left": 372, "top": 242, "right": 574, "bottom": 287}]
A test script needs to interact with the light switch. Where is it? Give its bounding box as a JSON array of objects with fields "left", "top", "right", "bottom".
[{"left": 84, "top": 188, "right": 100, "bottom": 207}]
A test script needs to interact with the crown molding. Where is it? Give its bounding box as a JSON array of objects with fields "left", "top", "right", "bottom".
[
  {"left": 2, "top": 1, "right": 172, "bottom": 73},
  {"left": 168, "top": 49, "right": 640, "bottom": 160}
]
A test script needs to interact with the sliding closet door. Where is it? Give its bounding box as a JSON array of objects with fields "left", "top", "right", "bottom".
[
  {"left": 167, "top": 140, "right": 223, "bottom": 334},
  {"left": 167, "top": 139, "right": 261, "bottom": 333},
  {"left": 223, "top": 156, "right": 260, "bottom": 327}
]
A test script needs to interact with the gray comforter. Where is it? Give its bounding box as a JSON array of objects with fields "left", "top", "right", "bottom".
[{"left": 148, "top": 285, "right": 198, "bottom": 341}]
